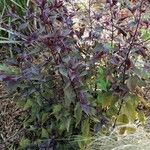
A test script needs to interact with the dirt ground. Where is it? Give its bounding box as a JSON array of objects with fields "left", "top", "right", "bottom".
[{"left": 0, "top": 83, "right": 25, "bottom": 149}]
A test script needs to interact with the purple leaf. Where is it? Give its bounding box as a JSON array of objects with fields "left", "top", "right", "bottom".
[
  {"left": 68, "top": 69, "right": 76, "bottom": 81},
  {"left": 22, "top": 66, "right": 39, "bottom": 80},
  {"left": 5, "top": 59, "right": 19, "bottom": 67},
  {"left": 17, "top": 54, "right": 32, "bottom": 63},
  {"left": 80, "top": 103, "right": 91, "bottom": 115},
  {"left": 36, "top": 0, "right": 46, "bottom": 9},
  {"left": 1, "top": 75, "right": 21, "bottom": 89}
]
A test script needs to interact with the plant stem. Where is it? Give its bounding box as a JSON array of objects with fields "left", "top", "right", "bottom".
[{"left": 122, "top": 0, "right": 144, "bottom": 84}]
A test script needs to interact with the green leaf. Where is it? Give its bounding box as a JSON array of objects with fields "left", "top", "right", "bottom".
[
  {"left": 138, "top": 112, "right": 146, "bottom": 125},
  {"left": 105, "top": 43, "right": 115, "bottom": 54},
  {"left": 117, "top": 114, "right": 129, "bottom": 125},
  {"left": 91, "top": 117, "right": 100, "bottom": 123},
  {"left": 42, "top": 113, "right": 49, "bottom": 124},
  {"left": 19, "top": 138, "right": 30, "bottom": 148},
  {"left": 0, "top": 63, "right": 19, "bottom": 75},
  {"left": 126, "top": 126, "right": 136, "bottom": 134},
  {"left": 97, "top": 93, "right": 114, "bottom": 109},
  {"left": 81, "top": 119, "right": 90, "bottom": 137},
  {"left": 141, "top": 29, "right": 150, "bottom": 40},
  {"left": 74, "top": 102, "right": 82, "bottom": 127},
  {"left": 122, "top": 100, "right": 138, "bottom": 122},
  {"left": 0, "top": 64, "right": 8, "bottom": 71},
  {"left": 107, "top": 105, "right": 118, "bottom": 117},
  {"left": 59, "top": 122, "right": 66, "bottom": 134},
  {"left": 59, "top": 67, "right": 68, "bottom": 78},
  {"left": 36, "top": 96, "right": 43, "bottom": 106},
  {"left": 31, "top": 103, "right": 40, "bottom": 116},
  {"left": 66, "top": 117, "right": 72, "bottom": 132},
  {"left": 80, "top": 119, "right": 91, "bottom": 149},
  {"left": 97, "top": 67, "right": 109, "bottom": 91},
  {"left": 64, "top": 85, "right": 75, "bottom": 107},
  {"left": 119, "top": 127, "right": 126, "bottom": 135},
  {"left": 97, "top": 79, "right": 108, "bottom": 91},
  {"left": 94, "top": 42, "right": 103, "bottom": 51},
  {"left": 96, "top": 93, "right": 104, "bottom": 106},
  {"left": 77, "top": 135, "right": 84, "bottom": 149},
  {"left": 41, "top": 128, "right": 49, "bottom": 138},
  {"left": 24, "top": 99, "right": 33, "bottom": 110},
  {"left": 52, "top": 105, "right": 62, "bottom": 114},
  {"left": 101, "top": 96, "right": 112, "bottom": 109},
  {"left": 126, "top": 75, "right": 139, "bottom": 91},
  {"left": 16, "top": 99, "right": 26, "bottom": 108}
]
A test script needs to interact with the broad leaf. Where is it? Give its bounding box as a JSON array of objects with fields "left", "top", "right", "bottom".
[
  {"left": 41, "top": 128, "right": 49, "bottom": 138},
  {"left": 117, "top": 114, "right": 129, "bottom": 125},
  {"left": 66, "top": 117, "right": 72, "bottom": 132},
  {"left": 126, "top": 75, "right": 139, "bottom": 91},
  {"left": 74, "top": 102, "right": 82, "bottom": 127},
  {"left": 64, "top": 85, "right": 75, "bottom": 107},
  {"left": 81, "top": 119, "right": 90, "bottom": 137},
  {"left": 19, "top": 138, "right": 30, "bottom": 149},
  {"left": 52, "top": 105, "right": 62, "bottom": 114},
  {"left": 24, "top": 99, "right": 33, "bottom": 110},
  {"left": 138, "top": 112, "right": 146, "bottom": 125}
]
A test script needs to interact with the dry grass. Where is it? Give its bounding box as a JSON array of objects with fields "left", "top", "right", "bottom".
[{"left": 87, "top": 125, "right": 150, "bottom": 150}]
